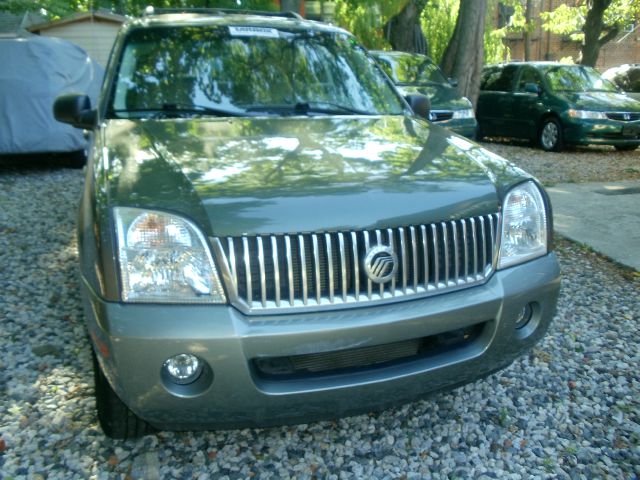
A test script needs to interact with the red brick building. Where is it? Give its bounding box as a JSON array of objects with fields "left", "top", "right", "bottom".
[{"left": 498, "top": 0, "right": 640, "bottom": 70}]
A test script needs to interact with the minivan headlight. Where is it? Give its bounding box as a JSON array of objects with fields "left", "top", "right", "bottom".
[
  {"left": 568, "top": 109, "right": 607, "bottom": 120},
  {"left": 498, "top": 182, "right": 548, "bottom": 269},
  {"left": 452, "top": 108, "right": 475, "bottom": 119},
  {"left": 114, "top": 207, "right": 226, "bottom": 303}
]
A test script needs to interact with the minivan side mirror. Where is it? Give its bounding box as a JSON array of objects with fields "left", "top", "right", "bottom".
[
  {"left": 524, "top": 82, "right": 542, "bottom": 96},
  {"left": 53, "top": 93, "right": 97, "bottom": 129},
  {"left": 448, "top": 78, "right": 458, "bottom": 88},
  {"left": 405, "top": 94, "right": 431, "bottom": 120}
]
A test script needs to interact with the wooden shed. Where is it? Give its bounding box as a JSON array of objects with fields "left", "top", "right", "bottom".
[{"left": 28, "top": 11, "right": 125, "bottom": 67}]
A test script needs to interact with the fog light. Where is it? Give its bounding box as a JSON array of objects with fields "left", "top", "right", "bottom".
[
  {"left": 515, "top": 303, "right": 534, "bottom": 330},
  {"left": 163, "top": 354, "right": 203, "bottom": 385}
]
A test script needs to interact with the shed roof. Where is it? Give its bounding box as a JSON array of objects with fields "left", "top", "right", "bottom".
[
  {"left": 28, "top": 11, "right": 126, "bottom": 33},
  {"left": 0, "top": 12, "right": 44, "bottom": 36}
]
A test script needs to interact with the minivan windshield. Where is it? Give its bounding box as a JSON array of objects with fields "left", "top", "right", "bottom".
[
  {"left": 543, "top": 65, "right": 618, "bottom": 93},
  {"left": 374, "top": 52, "right": 449, "bottom": 86},
  {"left": 109, "top": 26, "right": 405, "bottom": 118}
]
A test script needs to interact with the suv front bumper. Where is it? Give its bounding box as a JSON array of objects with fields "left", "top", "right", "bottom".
[{"left": 83, "top": 253, "right": 560, "bottom": 431}]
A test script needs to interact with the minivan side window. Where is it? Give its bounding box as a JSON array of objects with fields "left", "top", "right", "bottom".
[{"left": 481, "top": 65, "right": 518, "bottom": 92}]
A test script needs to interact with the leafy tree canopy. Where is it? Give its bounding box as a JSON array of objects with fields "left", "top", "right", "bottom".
[{"left": 541, "top": 0, "right": 640, "bottom": 42}]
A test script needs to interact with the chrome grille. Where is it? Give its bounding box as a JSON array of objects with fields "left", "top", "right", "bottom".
[
  {"left": 606, "top": 112, "right": 640, "bottom": 122},
  {"left": 430, "top": 110, "right": 454, "bottom": 122},
  {"left": 212, "top": 214, "right": 500, "bottom": 314}
]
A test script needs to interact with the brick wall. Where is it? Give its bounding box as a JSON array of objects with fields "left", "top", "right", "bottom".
[{"left": 496, "top": 0, "right": 640, "bottom": 70}]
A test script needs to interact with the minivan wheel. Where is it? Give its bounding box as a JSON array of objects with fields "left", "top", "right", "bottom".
[
  {"left": 93, "top": 351, "right": 153, "bottom": 439},
  {"left": 614, "top": 144, "right": 639, "bottom": 151},
  {"left": 539, "top": 118, "right": 563, "bottom": 152}
]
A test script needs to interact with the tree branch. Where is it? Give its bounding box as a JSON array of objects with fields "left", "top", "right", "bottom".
[{"left": 598, "top": 25, "right": 620, "bottom": 46}]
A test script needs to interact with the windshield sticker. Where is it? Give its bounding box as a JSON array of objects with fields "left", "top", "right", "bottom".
[{"left": 229, "top": 26, "right": 280, "bottom": 38}]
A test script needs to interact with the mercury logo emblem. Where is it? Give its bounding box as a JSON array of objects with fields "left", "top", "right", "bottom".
[
  {"left": 364, "top": 245, "right": 398, "bottom": 284},
  {"left": 624, "top": 113, "right": 631, "bottom": 121}
]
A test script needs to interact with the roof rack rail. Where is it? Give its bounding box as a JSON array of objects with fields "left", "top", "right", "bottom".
[{"left": 142, "top": 6, "right": 303, "bottom": 20}]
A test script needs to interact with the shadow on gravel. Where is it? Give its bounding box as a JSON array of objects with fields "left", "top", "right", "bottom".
[
  {"left": 480, "top": 137, "right": 622, "bottom": 154},
  {"left": 0, "top": 152, "right": 85, "bottom": 170}
]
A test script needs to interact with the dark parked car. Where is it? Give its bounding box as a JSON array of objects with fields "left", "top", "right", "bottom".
[
  {"left": 371, "top": 50, "right": 477, "bottom": 138},
  {"left": 54, "top": 9, "right": 560, "bottom": 439},
  {"left": 602, "top": 64, "right": 640, "bottom": 102},
  {"left": 477, "top": 62, "right": 640, "bottom": 151}
]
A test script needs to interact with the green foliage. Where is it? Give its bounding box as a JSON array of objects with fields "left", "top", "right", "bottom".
[
  {"left": 484, "top": 0, "right": 536, "bottom": 64},
  {"left": 420, "top": 0, "right": 458, "bottom": 62},
  {"left": 541, "top": 0, "right": 640, "bottom": 42},
  {"left": 333, "top": 0, "right": 406, "bottom": 50}
]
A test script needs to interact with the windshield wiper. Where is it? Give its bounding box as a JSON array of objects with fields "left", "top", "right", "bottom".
[
  {"left": 111, "top": 103, "right": 245, "bottom": 119},
  {"left": 246, "top": 101, "right": 373, "bottom": 116}
]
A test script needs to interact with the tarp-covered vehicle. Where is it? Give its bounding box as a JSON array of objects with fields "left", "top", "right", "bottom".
[{"left": 0, "top": 35, "right": 103, "bottom": 167}]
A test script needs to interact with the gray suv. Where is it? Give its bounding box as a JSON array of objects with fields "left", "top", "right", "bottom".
[{"left": 54, "top": 9, "right": 560, "bottom": 438}]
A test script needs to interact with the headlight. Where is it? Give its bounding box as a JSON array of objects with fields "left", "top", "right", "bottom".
[
  {"left": 498, "top": 182, "right": 548, "bottom": 269},
  {"left": 452, "top": 108, "right": 475, "bottom": 119},
  {"left": 114, "top": 207, "right": 226, "bottom": 303},
  {"left": 567, "top": 109, "right": 607, "bottom": 120}
]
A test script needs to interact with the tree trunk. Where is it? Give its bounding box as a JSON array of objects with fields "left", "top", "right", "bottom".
[
  {"left": 524, "top": 0, "right": 533, "bottom": 61},
  {"left": 280, "top": 0, "right": 304, "bottom": 15},
  {"left": 383, "top": 0, "right": 429, "bottom": 55},
  {"left": 440, "top": 0, "right": 488, "bottom": 106},
  {"left": 580, "top": 0, "right": 618, "bottom": 67}
]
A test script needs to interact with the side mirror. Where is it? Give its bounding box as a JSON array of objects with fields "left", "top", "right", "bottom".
[
  {"left": 405, "top": 94, "right": 431, "bottom": 120},
  {"left": 53, "top": 93, "right": 97, "bottom": 129},
  {"left": 524, "top": 83, "right": 542, "bottom": 96},
  {"left": 448, "top": 77, "right": 458, "bottom": 88}
]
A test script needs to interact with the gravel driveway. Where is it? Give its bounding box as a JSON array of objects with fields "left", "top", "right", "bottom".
[{"left": 1, "top": 145, "right": 638, "bottom": 479}]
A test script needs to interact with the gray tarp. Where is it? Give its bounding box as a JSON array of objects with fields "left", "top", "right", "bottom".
[{"left": 0, "top": 35, "right": 103, "bottom": 154}]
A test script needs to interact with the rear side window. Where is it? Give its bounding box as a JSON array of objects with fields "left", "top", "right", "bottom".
[{"left": 481, "top": 65, "right": 518, "bottom": 92}]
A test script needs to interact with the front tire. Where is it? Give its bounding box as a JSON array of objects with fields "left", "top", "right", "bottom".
[
  {"left": 93, "top": 351, "right": 152, "bottom": 439},
  {"left": 65, "top": 150, "right": 87, "bottom": 169},
  {"left": 614, "top": 144, "right": 639, "bottom": 151},
  {"left": 539, "top": 117, "right": 563, "bottom": 152}
]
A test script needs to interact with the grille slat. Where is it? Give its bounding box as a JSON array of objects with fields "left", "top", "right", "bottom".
[
  {"left": 351, "top": 231, "right": 360, "bottom": 301},
  {"left": 442, "top": 222, "right": 450, "bottom": 286},
  {"left": 399, "top": 227, "right": 408, "bottom": 294},
  {"left": 410, "top": 226, "right": 418, "bottom": 291},
  {"left": 388, "top": 228, "right": 396, "bottom": 296},
  {"left": 364, "top": 231, "right": 373, "bottom": 299},
  {"left": 299, "top": 235, "right": 308, "bottom": 305},
  {"left": 285, "top": 235, "right": 294, "bottom": 306},
  {"left": 376, "top": 230, "right": 384, "bottom": 297},
  {"left": 217, "top": 214, "right": 500, "bottom": 314},
  {"left": 606, "top": 112, "right": 640, "bottom": 121},
  {"left": 242, "top": 237, "right": 252, "bottom": 307},
  {"left": 431, "top": 224, "right": 440, "bottom": 288},
  {"left": 338, "top": 233, "right": 347, "bottom": 302}
]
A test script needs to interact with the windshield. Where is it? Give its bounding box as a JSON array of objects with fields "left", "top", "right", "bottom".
[
  {"left": 543, "top": 65, "right": 618, "bottom": 93},
  {"left": 375, "top": 53, "right": 449, "bottom": 86},
  {"left": 109, "top": 26, "right": 405, "bottom": 118}
]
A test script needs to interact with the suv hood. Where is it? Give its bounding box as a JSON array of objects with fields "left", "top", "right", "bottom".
[
  {"left": 561, "top": 91, "right": 640, "bottom": 111},
  {"left": 104, "top": 116, "right": 527, "bottom": 237}
]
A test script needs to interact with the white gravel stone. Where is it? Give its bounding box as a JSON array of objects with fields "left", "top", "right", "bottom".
[{"left": 0, "top": 149, "right": 638, "bottom": 478}]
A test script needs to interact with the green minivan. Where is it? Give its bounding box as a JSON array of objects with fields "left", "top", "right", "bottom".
[
  {"left": 371, "top": 51, "right": 477, "bottom": 139},
  {"left": 477, "top": 62, "right": 640, "bottom": 151}
]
